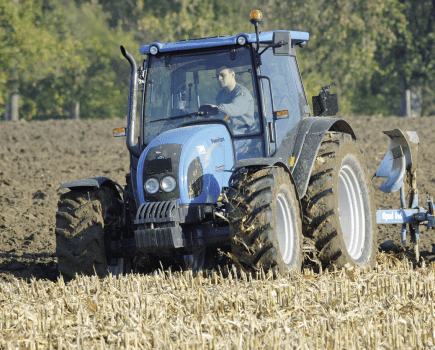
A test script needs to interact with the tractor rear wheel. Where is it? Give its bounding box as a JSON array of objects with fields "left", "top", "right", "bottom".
[
  {"left": 55, "top": 187, "right": 124, "bottom": 280},
  {"left": 227, "top": 167, "right": 303, "bottom": 275},
  {"left": 303, "top": 132, "right": 377, "bottom": 268}
]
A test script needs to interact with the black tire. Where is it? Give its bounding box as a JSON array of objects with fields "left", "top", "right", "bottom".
[
  {"left": 55, "top": 186, "right": 123, "bottom": 280},
  {"left": 303, "top": 132, "right": 377, "bottom": 268},
  {"left": 227, "top": 167, "right": 303, "bottom": 275}
]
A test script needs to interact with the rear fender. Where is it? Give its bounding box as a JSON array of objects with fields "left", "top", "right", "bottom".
[
  {"left": 58, "top": 177, "right": 123, "bottom": 199},
  {"left": 288, "top": 117, "right": 355, "bottom": 198}
]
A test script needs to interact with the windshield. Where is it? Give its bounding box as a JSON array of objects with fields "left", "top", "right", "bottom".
[{"left": 143, "top": 46, "right": 261, "bottom": 144}]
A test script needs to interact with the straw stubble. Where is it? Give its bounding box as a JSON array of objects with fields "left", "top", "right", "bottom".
[{"left": 0, "top": 252, "right": 435, "bottom": 349}]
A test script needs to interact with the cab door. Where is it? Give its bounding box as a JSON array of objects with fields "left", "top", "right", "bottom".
[{"left": 259, "top": 47, "right": 310, "bottom": 153}]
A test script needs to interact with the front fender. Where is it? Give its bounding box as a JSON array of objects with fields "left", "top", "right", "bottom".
[
  {"left": 58, "top": 177, "right": 123, "bottom": 197},
  {"left": 233, "top": 157, "right": 290, "bottom": 174},
  {"left": 232, "top": 157, "right": 302, "bottom": 216}
]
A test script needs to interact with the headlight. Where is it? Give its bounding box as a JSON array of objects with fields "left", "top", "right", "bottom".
[
  {"left": 160, "top": 176, "right": 177, "bottom": 193},
  {"left": 149, "top": 45, "right": 159, "bottom": 55},
  {"left": 237, "top": 36, "right": 247, "bottom": 45},
  {"left": 145, "top": 178, "right": 159, "bottom": 194}
]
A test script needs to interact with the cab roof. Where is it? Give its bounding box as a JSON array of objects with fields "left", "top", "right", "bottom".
[{"left": 139, "top": 30, "right": 309, "bottom": 55}]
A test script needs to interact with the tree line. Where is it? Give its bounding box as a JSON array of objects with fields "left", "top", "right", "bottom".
[{"left": 1, "top": 0, "right": 434, "bottom": 120}]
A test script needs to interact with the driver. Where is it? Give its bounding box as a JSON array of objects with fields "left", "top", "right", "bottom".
[{"left": 207, "top": 66, "right": 256, "bottom": 135}]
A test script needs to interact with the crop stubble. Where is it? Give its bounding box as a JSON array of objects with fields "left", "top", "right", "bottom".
[{"left": 1, "top": 257, "right": 435, "bottom": 349}]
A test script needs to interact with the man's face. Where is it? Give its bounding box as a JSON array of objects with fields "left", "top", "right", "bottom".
[{"left": 216, "top": 68, "right": 235, "bottom": 89}]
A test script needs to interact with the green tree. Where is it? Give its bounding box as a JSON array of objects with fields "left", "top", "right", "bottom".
[
  {"left": 9, "top": 0, "right": 137, "bottom": 120},
  {"left": 95, "top": 0, "right": 249, "bottom": 43},
  {"left": 0, "top": 0, "right": 58, "bottom": 120},
  {"left": 4, "top": 0, "right": 432, "bottom": 119},
  {"left": 392, "top": 0, "right": 435, "bottom": 116},
  {"left": 261, "top": 0, "right": 406, "bottom": 115},
  {"left": 348, "top": 0, "right": 435, "bottom": 116}
]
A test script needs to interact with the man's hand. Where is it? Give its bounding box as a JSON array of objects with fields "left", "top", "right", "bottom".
[{"left": 199, "top": 104, "right": 219, "bottom": 116}]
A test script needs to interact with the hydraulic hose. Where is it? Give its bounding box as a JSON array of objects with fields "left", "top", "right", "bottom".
[{"left": 120, "top": 45, "right": 141, "bottom": 158}]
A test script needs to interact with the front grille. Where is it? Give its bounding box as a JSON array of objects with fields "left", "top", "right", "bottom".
[{"left": 134, "top": 200, "right": 180, "bottom": 224}]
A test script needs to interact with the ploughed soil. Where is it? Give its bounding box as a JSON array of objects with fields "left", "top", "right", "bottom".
[{"left": 1, "top": 116, "right": 434, "bottom": 281}]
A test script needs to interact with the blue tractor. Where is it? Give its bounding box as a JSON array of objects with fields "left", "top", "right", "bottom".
[{"left": 55, "top": 10, "right": 380, "bottom": 279}]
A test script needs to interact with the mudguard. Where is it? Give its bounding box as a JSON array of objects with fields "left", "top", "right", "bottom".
[
  {"left": 278, "top": 117, "right": 355, "bottom": 198},
  {"left": 58, "top": 177, "right": 123, "bottom": 196},
  {"left": 233, "top": 157, "right": 297, "bottom": 198},
  {"left": 233, "top": 156, "right": 289, "bottom": 171},
  {"left": 232, "top": 156, "right": 302, "bottom": 213}
]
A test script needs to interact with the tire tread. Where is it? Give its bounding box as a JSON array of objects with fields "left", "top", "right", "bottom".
[
  {"left": 55, "top": 187, "right": 121, "bottom": 280},
  {"left": 302, "top": 132, "right": 376, "bottom": 268},
  {"left": 228, "top": 167, "right": 302, "bottom": 274}
]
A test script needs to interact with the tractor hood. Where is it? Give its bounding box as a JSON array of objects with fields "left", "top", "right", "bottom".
[{"left": 137, "top": 124, "right": 234, "bottom": 205}]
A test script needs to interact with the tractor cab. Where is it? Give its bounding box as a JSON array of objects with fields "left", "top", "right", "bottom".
[
  {"left": 137, "top": 22, "right": 311, "bottom": 162},
  {"left": 142, "top": 44, "right": 263, "bottom": 161}
]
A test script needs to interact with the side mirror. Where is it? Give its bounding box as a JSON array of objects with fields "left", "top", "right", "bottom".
[
  {"left": 273, "top": 32, "right": 291, "bottom": 56},
  {"left": 312, "top": 86, "right": 339, "bottom": 116}
]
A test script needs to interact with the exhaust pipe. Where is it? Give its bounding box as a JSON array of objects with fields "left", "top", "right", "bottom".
[{"left": 120, "top": 45, "right": 141, "bottom": 158}]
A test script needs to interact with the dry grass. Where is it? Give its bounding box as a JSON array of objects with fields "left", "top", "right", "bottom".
[{"left": 1, "top": 253, "right": 435, "bottom": 349}]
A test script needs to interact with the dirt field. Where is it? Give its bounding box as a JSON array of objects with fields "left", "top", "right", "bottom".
[{"left": 0, "top": 116, "right": 434, "bottom": 281}]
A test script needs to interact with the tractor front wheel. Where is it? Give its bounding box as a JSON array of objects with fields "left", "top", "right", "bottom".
[
  {"left": 55, "top": 187, "right": 125, "bottom": 280},
  {"left": 227, "top": 167, "right": 303, "bottom": 275}
]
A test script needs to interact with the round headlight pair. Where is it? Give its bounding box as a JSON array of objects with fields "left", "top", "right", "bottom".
[{"left": 145, "top": 176, "right": 177, "bottom": 194}]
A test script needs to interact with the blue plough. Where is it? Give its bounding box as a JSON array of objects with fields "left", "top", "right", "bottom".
[{"left": 375, "top": 129, "right": 435, "bottom": 259}]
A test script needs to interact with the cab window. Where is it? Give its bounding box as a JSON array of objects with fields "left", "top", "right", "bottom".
[{"left": 260, "top": 49, "right": 305, "bottom": 147}]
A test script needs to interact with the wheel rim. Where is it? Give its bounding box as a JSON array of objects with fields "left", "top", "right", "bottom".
[
  {"left": 276, "top": 192, "right": 296, "bottom": 265},
  {"left": 338, "top": 164, "right": 365, "bottom": 260}
]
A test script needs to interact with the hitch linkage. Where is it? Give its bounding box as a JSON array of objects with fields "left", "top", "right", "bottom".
[{"left": 377, "top": 193, "right": 435, "bottom": 246}]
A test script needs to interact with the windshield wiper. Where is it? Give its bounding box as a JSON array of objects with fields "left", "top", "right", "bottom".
[{"left": 150, "top": 111, "right": 205, "bottom": 123}]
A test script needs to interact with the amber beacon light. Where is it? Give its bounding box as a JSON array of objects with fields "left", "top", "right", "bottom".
[
  {"left": 250, "top": 10, "right": 263, "bottom": 24},
  {"left": 250, "top": 10, "right": 263, "bottom": 52}
]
